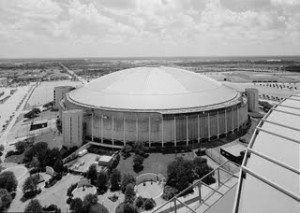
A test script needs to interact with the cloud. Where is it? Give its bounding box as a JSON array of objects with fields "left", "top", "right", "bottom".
[{"left": 0, "top": 0, "right": 299, "bottom": 57}]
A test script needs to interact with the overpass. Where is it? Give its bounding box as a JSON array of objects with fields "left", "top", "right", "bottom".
[{"left": 59, "top": 63, "right": 88, "bottom": 84}]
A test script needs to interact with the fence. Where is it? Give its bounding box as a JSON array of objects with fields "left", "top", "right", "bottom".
[
  {"left": 205, "top": 148, "right": 240, "bottom": 175},
  {"left": 136, "top": 173, "right": 166, "bottom": 185},
  {"left": 153, "top": 161, "right": 239, "bottom": 213}
]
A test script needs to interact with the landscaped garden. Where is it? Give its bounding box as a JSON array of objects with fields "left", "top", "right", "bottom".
[{"left": 1, "top": 135, "right": 219, "bottom": 213}]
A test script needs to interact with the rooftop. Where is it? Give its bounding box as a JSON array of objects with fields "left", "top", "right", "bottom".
[
  {"left": 222, "top": 144, "right": 247, "bottom": 157},
  {"left": 67, "top": 67, "right": 239, "bottom": 111}
]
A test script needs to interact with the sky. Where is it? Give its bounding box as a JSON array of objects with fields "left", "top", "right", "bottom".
[{"left": 0, "top": 0, "right": 300, "bottom": 58}]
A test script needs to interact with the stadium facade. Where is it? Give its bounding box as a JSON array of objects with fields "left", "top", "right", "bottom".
[{"left": 60, "top": 67, "right": 248, "bottom": 148}]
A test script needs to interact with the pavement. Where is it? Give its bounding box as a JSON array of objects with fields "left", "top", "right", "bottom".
[{"left": 0, "top": 84, "right": 36, "bottom": 161}]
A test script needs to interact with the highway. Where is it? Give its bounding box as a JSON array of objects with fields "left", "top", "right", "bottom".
[{"left": 59, "top": 63, "right": 88, "bottom": 84}]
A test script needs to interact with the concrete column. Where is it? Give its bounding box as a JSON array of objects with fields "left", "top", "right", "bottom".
[
  {"left": 208, "top": 113, "right": 210, "bottom": 140},
  {"left": 231, "top": 108, "right": 234, "bottom": 132},
  {"left": 111, "top": 116, "right": 114, "bottom": 145},
  {"left": 225, "top": 109, "right": 227, "bottom": 134},
  {"left": 91, "top": 111, "right": 94, "bottom": 141},
  {"left": 186, "top": 116, "right": 189, "bottom": 145},
  {"left": 161, "top": 117, "right": 164, "bottom": 147},
  {"left": 197, "top": 114, "right": 200, "bottom": 143},
  {"left": 174, "top": 117, "right": 177, "bottom": 146},
  {"left": 123, "top": 117, "right": 126, "bottom": 145},
  {"left": 148, "top": 116, "right": 151, "bottom": 147},
  {"left": 136, "top": 116, "right": 138, "bottom": 143},
  {"left": 198, "top": 183, "right": 202, "bottom": 203},
  {"left": 217, "top": 168, "right": 221, "bottom": 187},
  {"left": 101, "top": 115, "right": 104, "bottom": 143},
  {"left": 237, "top": 105, "right": 240, "bottom": 129},
  {"left": 174, "top": 199, "right": 177, "bottom": 213},
  {"left": 217, "top": 112, "right": 219, "bottom": 138}
]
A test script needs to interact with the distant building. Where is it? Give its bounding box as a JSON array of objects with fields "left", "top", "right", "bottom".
[
  {"left": 245, "top": 88, "right": 259, "bottom": 112},
  {"left": 53, "top": 86, "right": 73, "bottom": 110},
  {"left": 62, "top": 109, "right": 83, "bottom": 148},
  {"left": 97, "top": 155, "right": 113, "bottom": 167},
  {"left": 0, "top": 77, "right": 8, "bottom": 87}
]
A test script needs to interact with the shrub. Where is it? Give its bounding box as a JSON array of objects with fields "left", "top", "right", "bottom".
[
  {"left": 5, "top": 150, "right": 15, "bottom": 158},
  {"left": 67, "top": 183, "right": 78, "bottom": 197},
  {"left": 110, "top": 169, "right": 121, "bottom": 191},
  {"left": 121, "top": 174, "right": 135, "bottom": 193},
  {"left": 124, "top": 184, "right": 135, "bottom": 203},
  {"left": 144, "top": 198, "right": 155, "bottom": 210},
  {"left": 29, "top": 167, "right": 46, "bottom": 175},
  {"left": 0, "top": 171, "right": 18, "bottom": 193},
  {"left": 97, "top": 171, "right": 108, "bottom": 193},
  {"left": 61, "top": 146, "right": 78, "bottom": 159},
  {"left": 66, "top": 197, "right": 73, "bottom": 204},
  {"left": 15, "top": 142, "right": 27, "bottom": 154},
  {"left": 110, "top": 156, "right": 120, "bottom": 170},
  {"left": 0, "top": 188, "right": 12, "bottom": 210},
  {"left": 162, "top": 186, "right": 178, "bottom": 200},
  {"left": 135, "top": 196, "right": 144, "bottom": 208},
  {"left": 43, "top": 204, "right": 61, "bottom": 213},
  {"left": 133, "top": 155, "right": 144, "bottom": 173},
  {"left": 121, "top": 145, "right": 132, "bottom": 159},
  {"left": 24, "top": 199, "right": 43, "bottom": 213}
]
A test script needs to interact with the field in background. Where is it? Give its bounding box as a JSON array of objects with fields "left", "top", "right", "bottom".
[{"left": 25, "top": 80, "right": 82, "bottom": 110}]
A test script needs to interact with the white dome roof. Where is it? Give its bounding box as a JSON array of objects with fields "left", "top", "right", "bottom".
[{"left": 67, "top": 67, "right": 239, "bottom": 111}]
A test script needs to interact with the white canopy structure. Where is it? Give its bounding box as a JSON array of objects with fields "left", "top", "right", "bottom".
[{"left": 233, "top": 94, "right": 300, "bottom": 213}]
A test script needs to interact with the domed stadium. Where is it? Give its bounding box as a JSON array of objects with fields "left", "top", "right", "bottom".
[{"left": 61, "top": 67, "right": 248, "bottom": 148}]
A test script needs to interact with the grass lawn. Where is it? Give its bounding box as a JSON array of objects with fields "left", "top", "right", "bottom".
[
  {"left": 117, "top": 152, "right": 195, "bottom": 178},
  {"left": 4, "top": 153, "right": 25, "bottom": 164},
  {"left": 33, "top": 131, "right": 63, "bottom": 149}
]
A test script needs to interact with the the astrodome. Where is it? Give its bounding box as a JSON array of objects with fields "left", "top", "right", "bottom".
[{"left": 61, "top": 67, "right": 248, "bottom": 148}]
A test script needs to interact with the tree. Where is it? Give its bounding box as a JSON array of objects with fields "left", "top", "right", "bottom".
[
  {"left": 135, "top": 196, "right": 144, "bottom": 208},
  {"left": 133, "top": 142, "right": 145, "bottom": 156},
  {"left": 144, "top": 198, "right": 155, "bottom": 210},
  {"left": 123, "top": 203, "right": 137, "bottom": 213},
  {"left": 70, "top": 198, "right": 84, "bottom": 213},
  {"left": 22, "top": 176, "right": 37, "bottom": 198},
  {"left": 15, "top": 142, "right": 27, "bottom": 154},
  {"left": 133, "top": 155, "right": 144, "bottom": 173},
  {"left": 162, "top": 185, "right": 178, "bottom": 200},
  {"left": 24, "top": 199, "right": 43, "bottom": 213},
  {"left": 24, "top": 148, "right": 35, "bottom": 163},
  {"left": 83, "top": 193, "right": 98, "bottom": 212},
  {"left": 0, "top": 188, "right": 12, "bottom": 211},
  {"left": 193, "top": 157, "right": 214, "bottom": 184},
  {"left": 86, "top": 164, "right": 97, "bottom": 184},
  {"left": 0, "top": 171, "right": 18, "bottom": 192},
  {"left": 124, "top": 184, "right": 135, "bottom": 203},
  {"left": 43, "top": 204, "right": 61, "bottom": 213},
  {"left": 110, "top": 169, "right": 121, "bottom": 191},
  {"left": 97, "top": 171, "right": 107, "bottom": 193},
  {"left": 121, "top": 174, "right": 135, "bottom": 193},
  {"left": 30, "top": 156, "right": 40, "bottom": 168},
  {"left": 53, "top": 158, "right": 64, "bottom": 173},
  {"left": 166, "top": 157, "right": 194, "bottom": 191}
]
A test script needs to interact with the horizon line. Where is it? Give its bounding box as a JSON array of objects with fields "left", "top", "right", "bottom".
[{"left": 1, "top": 54, "right": 300, "bottom": 61}]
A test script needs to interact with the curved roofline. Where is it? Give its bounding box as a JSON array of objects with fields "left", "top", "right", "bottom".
[
  {"left": 67, "top": 66, "right": 240, "bottom": 110},
  {"left": 65, "top": 92, "right": 243, "bottom": 113}
]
